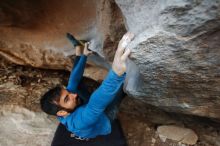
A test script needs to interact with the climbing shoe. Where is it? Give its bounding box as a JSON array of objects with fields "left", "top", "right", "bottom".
[{"left": 66, "top": 33, "right": 86, "bottom": 47}]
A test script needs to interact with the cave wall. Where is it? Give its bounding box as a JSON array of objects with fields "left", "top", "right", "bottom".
[
  {"left": 0, "top": 0, "right": 220, "bottom": 120},
  {"left": 0, "top": 0, "right": 125, "bottom": 70}
]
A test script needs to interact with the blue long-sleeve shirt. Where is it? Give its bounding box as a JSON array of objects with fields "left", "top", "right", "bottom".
[
  {"left": 66, "top": 55, "right": 87, "bottom": 93},
  {"left": 58, "top": 55, "right": 125, "bottom": 138}
]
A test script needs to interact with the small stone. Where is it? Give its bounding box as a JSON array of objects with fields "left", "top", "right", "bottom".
[
  {"left": 159, "top": 134, "right": 167, "bottom": 142},
  {"left": 128, "top": 133, "right": 133, "bottom": 137},
  {"left": 152, "top": 138, "right": 156, "bottom": 143},
  {"left": 8, "top": 75, "right": 15, "bottom": 79},
  {"left": 157, "top": 125, "right": 198, "bottom": 145},
  {"left": 31, "top": 83, "right": 36, "bottom": 86},
  {"left": 178, "top": 142, "right": 186, "bottom": 146},
  {"left": 146, "top": 127, "right": 151, "bottom": 131}
]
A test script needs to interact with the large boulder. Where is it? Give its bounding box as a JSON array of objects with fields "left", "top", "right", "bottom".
[
  {"left": 0, "top": 105, "right": 57, "bottom": 146},
  {"left": 117, "top": 0, "right": 220, "bottom": 119}
]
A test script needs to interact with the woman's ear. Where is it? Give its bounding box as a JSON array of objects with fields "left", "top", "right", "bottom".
[{"left": 56, "top": 110, "right": 68, "bottom": 117}]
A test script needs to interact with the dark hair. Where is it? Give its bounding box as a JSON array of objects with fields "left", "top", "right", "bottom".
[{"left": 40, "top": 85, "right": 63, "bottom": 116}]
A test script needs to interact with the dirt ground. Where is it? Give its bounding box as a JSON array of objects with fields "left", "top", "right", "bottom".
[{"left": 0, "top": 58, "right": 220, "bottom": 146}]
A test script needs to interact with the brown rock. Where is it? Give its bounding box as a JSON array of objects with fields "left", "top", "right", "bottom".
[
  {"left": 157, "top": 125, "right": 198, "bottom": 145},
  {"left": 0, "top": 0, "right": 125, "bottom": 70}
]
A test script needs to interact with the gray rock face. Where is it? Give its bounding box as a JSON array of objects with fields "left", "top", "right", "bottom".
[
  {"left": 116, "top": 0, "right": 220, "bottom": 119},
  {"left": 0, "top": 105, "right": 57, "bottom": 146}
]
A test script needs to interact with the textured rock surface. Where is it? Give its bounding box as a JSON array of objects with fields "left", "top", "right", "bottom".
[
  {"left": 116, "top": 0, "right": 220, "bottom": 119},
  {"left": 0, "top": 0, "right": 125, "bottom": 70},
  {"left": 157, "top": 125, "right": 198, "bottom": 145},
  {"left": 0, "top": 105, "right": 57, "bottom": 146}
]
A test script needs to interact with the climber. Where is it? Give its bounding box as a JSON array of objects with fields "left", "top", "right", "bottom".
[{"left": 40, "top": 32, "right": 134, "bottom": 145}]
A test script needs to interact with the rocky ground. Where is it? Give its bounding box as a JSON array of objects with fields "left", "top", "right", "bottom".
[{"left": 0, "top": 57, "right": 220, "bottom": 146}]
